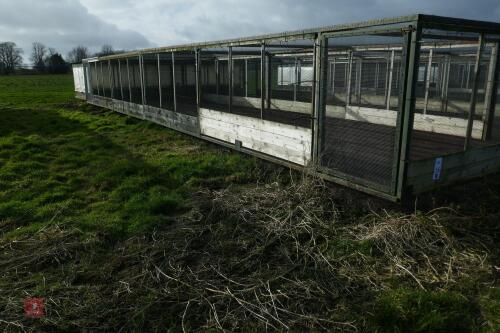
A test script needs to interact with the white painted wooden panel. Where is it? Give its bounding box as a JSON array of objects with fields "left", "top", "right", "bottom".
[
  {"left": 199, "top": 108, "right": 312, "bottom": 165},
  {"left": 72, "top": 65, "right": 85, "bottom": 93}
]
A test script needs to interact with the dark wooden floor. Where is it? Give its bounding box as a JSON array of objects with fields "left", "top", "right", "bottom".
[{"left": 174, "top": 101, "right": 485, "bottom": 187}]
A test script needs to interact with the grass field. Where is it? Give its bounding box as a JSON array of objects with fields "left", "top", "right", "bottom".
[{"left": 0, "top": 75, "right": 499, "bottom": 332}]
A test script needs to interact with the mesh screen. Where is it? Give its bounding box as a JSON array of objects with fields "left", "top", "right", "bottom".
[
  {"left": 90, "top": 62, "right": 99, "bottom": 96},
  {"left": 321, "top": 34, "right": 404, "bottom": 188},
  {"left": 110, "top": 60, "right": 121, "bottom": 100},
  {"left": 159, "top": 52, "right": 175, "bottom": 110},
  {"left": 128, "top": 57, "right": 142, "bottom": 104},
  {"left": 120, "top": 59, "right": 130, "bottom": 102},
  {"left": 100, "top": 61, "right": 111, "bottom": 98},
  {"left": 143, "top": 54, "right": 160, "bottom": 108},
  {"left": 410, "top": 31, "right": 493, "bottom": 161},
  {"left": 173, "top": 51, "right": 197, "bottom": 115}
]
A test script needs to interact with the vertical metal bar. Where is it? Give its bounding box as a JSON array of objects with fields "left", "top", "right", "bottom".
[
  {"left": 157, "top": 53, "right": 162, "bottom": 109},
  {"left": 245, "top": 58, "right": 248, "bottom": 98},
  {"left": 386, "top": 50, "right": 395, "bottom": 110},
  {"left": 356, "top": 58, "right": 362, "bottom": 104},
  {"left": 440, "top": 55, "right": 451, "bottom": 113},
  {"left": 118, "top": 60, "right": 124, "bottom": 101},
  {"left": 139, "top": 54, "right": 145, "bottom": 106},
  {"left": 374, "top": 61, "right": 379, "bottom": 91},
  {"left": 195, "top": 49, "right": 201, "bottom": 112},
  {"left": 260, "top": 43, "right": 265, "bottom": 118},
  {"left": 423, "top": 49, "right": 433, "bottom": 114},
  {"left": 293, "top": 57, "right": 298, "bottom": 102},
  {"left": 171, "top": 52, "right": 177, "bottom": 112},
  {"left": 482, "top": 42, "right": 499, "bottom": 141},
  {"left": 108, "top": 60, "right": 113, "bottom": 99},
  {"left": 99, "top": 61, "right": 103, "bottom": 96},
  {"left": 228, "top": 47, "right": 233, "bottom": 113},
  {"left": 465, "top": 62, "right": 470, "bottom": 90},
  {"left": 395, "top": 25, "right": 421, "bottom": 199},
  {"left": 266, "top": 54, "right": 271, "bottom": 109},
  {"left": 126, "top": 58, "right": 132, "bottom": 102},
  {"left": 332, "top": 57, "right": 336, "bottom": 97},
  {"left": 313, "top": 34, "right": 327, "bottom": 166},
  {"left": 346, "top": 51, "right": 353, "bottom": 106},
  {"left": 464, "top": 34, "right": 485, "bottom": 150},
  {"left": 215, "top": 59, "right": 219, "bottom": 96},
  {"left": 384, "top": 53, "right": 390, "bottom": 102},
  {"left": 311, "top": 41, "right": 317, "bottom": 117}
]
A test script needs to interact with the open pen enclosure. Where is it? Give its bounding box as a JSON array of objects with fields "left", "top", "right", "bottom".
[{"left": 73, "top": 14, "right": 500, "bottom": 201}]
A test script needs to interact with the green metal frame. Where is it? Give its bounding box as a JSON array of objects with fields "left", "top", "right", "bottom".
[{"left": 78, "top": 14, "right": 500, "bottom": 202}]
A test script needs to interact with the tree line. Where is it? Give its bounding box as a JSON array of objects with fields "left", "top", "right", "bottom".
[{"left": 0, "top": 41, "right": 120, "bottom": 75}]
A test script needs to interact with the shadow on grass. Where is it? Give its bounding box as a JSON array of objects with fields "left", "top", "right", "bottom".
[{"left": 0, "top": 107, "right": 194, "bottom": 239}]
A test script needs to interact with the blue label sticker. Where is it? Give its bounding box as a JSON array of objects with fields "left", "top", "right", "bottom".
[{"left": 433, "top": 157, "right": 443, "bottom": 181}]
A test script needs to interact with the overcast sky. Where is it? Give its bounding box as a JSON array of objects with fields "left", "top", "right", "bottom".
[{"left": 1, "top": 0, "right": 500, "bottom": 64}]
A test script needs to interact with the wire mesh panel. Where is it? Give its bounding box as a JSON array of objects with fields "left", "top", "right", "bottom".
[
  {"left": 89, "top": 62, "right": 99, "bottom": 96},
  {"left": 143, "top": 54, "right": 160, "bottom": 108},
  {"left": 119, "top": 59, "right": 130, "bottom": 102},
  {"left": 410, "top": 31, "right": 493, "bottom": 161},
  {"left": 321, "top": 33, "right": 405, "bottom": 189},
  {"left": 128, "top": 57, "right": 142, "bottom": 104},
  {"left": 200, "top": 57, "right": 216, "bottom": 94},
  {"left": 159, "top": 52, "right": 175, "bottom": 110},
  {"left": 489, "top": 37, "right": 500, "bottom": 143},
  {"left": 110, "top": 60, "right": 121, "bottom": 100},
  {"left": 100, "top": 61, "right": 111, "bottom": 98},
  {"left": 172, "top": 51, "right": 197, "bottom": 116},
  {"left": 231, "top": 45, "right": 263, "bottom": 116},
  {"left": 200, "top": 48, "right": 228, "bottom": 112}
]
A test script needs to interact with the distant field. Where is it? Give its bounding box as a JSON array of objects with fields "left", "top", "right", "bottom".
[
  {"left": 0, "top": 75, "right": 256, "bottom": 238},
  {"left": 0, "top": 75, "right": 499, "bottom": 332}
]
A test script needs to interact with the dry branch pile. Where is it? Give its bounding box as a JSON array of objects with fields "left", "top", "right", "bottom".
[{"left": 0, "top": 176, "right": 496, "bottom": 332}]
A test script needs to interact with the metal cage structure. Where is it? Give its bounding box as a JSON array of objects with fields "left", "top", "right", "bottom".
[{"left": 72, "top": 14, "right": 500, "bottom": 201}]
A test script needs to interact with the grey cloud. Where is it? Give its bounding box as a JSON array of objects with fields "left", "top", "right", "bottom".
[
  {"left": 1, "top": 0, "right": 500, "bottom": 65},
  {"left": 0, "top": 0, "right": 152, "bottom": 62},
  {"left": 83, "top": 0, "right": 500, "bottom": 47}
]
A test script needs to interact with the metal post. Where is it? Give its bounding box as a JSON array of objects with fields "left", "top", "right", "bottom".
[
  {"left": 423, "top": 49, "right": 433, "bottom": 114},
  {"left": 464, "top": 34, "right": 485, "bottom": 150},
  {"left": 139, "top": 54, "right": 145, "bottom": 106},
  {"left": 126, "top": 58, "right": 132, "bottom": 102},
  {"left": 332, "top": 57, "right": 336, "bottom": 97},
  {"left": 99, "top": 61, "right": 103, "bottom": 96},
  {"left": 245, "top": 58, "right": 248, "bottom": 98},
  {"left": 108, "top": 60, "right": 113, "bottom": 99},
  {"left": 465, "top": 62, "right": 470, "bottom": 90},
  {"left": 195, "top": 49, "right": 201, "bottom": 112},
  {"left": 346, "top": 51, "right": 353, "bottom": 106},
  {"left": 118, "top": 60, "right": 124, "bottom": 101},
  {"left": 386, "top": 50, "right": 395, "bottom": 110},
  {"left": 228, "top": 47, "right": 233, "bottom": 113},
  {"left": 482, "top": 42, "right": 499, "bottom": 141},
  {"left": 313, "top": 34, "right": 328, "bottom": 165},
  {"left": 157, "top": 53, "right": 162, "bottom": 109},
  {"left": 440, "top": 55, "right": 451, "bottom": 113},
  {"left": 395, "top": 26, "right": 422, "bottom": 199},
  {"left": 311, "top": 42, "right": 317, "bottom": 116},
  {"left": 293, "top": 57, "right": 298, "bottom": 102},
  {"left": 171, "top": 52, "right": 177, "bottom": 112},
  {"left": 356, "top": 58, "right": 362, "bottom": 104},
  {"left": 266, "top": 54, "right": 271, "bottom": 109},
  {"left": 215, "top": 59, "right": 219, "bottom": 96},
  {"left": 260, "top": 43, "right": 265, "bottom": 118}
]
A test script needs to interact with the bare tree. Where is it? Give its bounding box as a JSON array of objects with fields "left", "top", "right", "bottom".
[
  {"left": 67, "top": 45, "right": 89, "bottom": 64},
  {"left": 31, "top": 42, "right": 46, "bottom": 72},
  {"left": 0, "top": 42, "right": 23, "bottom": 75},
  {"left": 99, "top": 44, "right": 114, "bottom": 56}
]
